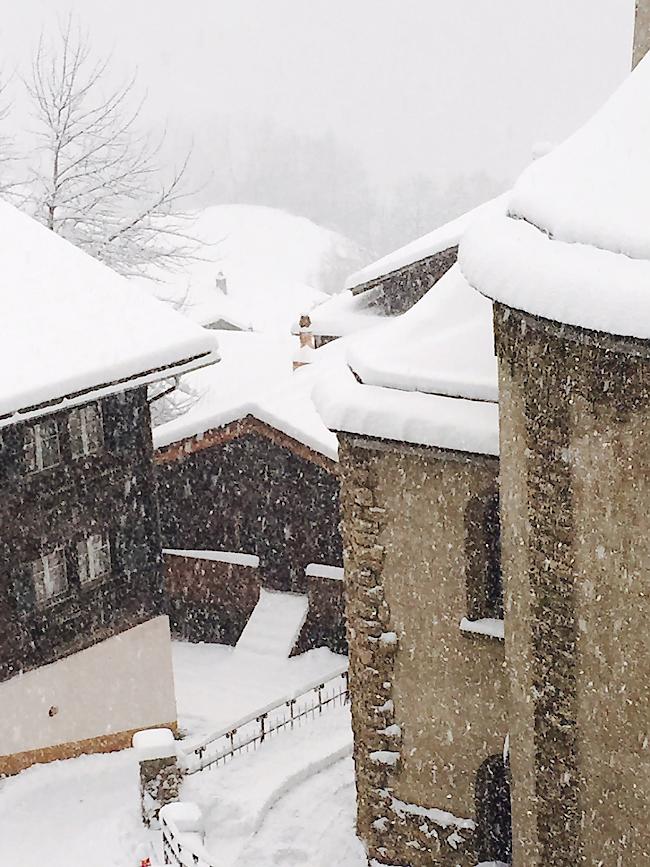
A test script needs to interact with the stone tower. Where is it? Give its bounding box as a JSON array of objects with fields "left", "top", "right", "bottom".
[
  {"left": 460, "top": 54, "right": 650, "bottom": 865},
  {"left": 634, "top": 0, "right": 650, "bottom": 67}
]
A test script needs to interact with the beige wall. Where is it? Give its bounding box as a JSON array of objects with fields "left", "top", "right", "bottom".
[
  {"left": 495, "top": 303, "right": 650, "bottom": 866},
  {"left": 339, "top": 436, "right": 508, "bottom": 867},
  {"left": 0, "top": 616, "right": 177, "bottom": 769},
  {"left": 377, "top": 450, "right": 507, "bottom": 813}
]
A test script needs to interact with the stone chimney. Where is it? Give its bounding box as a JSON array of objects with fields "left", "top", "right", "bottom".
[
  {"left": 634, "top": 0, "right": 650, "bottom": 68},
  {"left": 293, "top": 313, "right": 315, "bottom": 370}
]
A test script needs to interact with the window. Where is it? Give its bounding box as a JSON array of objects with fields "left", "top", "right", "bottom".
[
  {"left": 77, "top": 533, "right": 112, "bottom": 585},
  {"left": 475, "top": 754, "right": 512, "bottom": 864},
  {"left": 464, "top": 491, "right": 503, "bottom": 621},
  {"left": 32, "top": 548, "right": 68, "bottom": 604},
  {"left": 69, "top": 403, "right": 104, "bottom": 458},
  {"left": 24, "top": 419, "right": 61, "bottom": 472}
]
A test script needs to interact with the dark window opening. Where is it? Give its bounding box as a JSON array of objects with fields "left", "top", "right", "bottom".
[
  {"left": 465, "top": 490, "right": 503, "bottom": 620},
  {"left": 475, "top": 754, "right": 512, "bottom": 864}
]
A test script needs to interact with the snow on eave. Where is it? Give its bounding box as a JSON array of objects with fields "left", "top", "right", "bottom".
[
  {"left": 460, "top": 213, "right": 650, "bottom": 340},
  {"left": 506, "top": 53, "right": 650, "bottom": 262},
  {"left": 0, "top": 349, "right": 218, "bottom": 431},
  {"left": 0, "top": 199, "right": 220, "bottom": 422},
  {"left": 154, "top": 405, "right": 338, "bottom": 464},
  {"left": 345, "top": 193, "right": 509, "bottom": 292},
  {"left": 313, "top": 364, "right": 499, "bottom": 457},
  {"left": 347, "top": 265, "right": 499, "bottom": 403}
]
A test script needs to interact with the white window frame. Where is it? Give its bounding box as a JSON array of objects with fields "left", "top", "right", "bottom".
[
  {"left": 24, "top": 419, "right": 61, "bottom": 473},
  {"left": 69, "top": 403, "right": 104, "bottom": 459},
  {"left": 77, "top": 532, "right": 112, "bottom": 585},
  {"left": 32, "top": 547, "right": 68, "bottom": 605}
]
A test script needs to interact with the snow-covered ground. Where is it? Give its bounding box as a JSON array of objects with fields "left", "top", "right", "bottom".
[{"left": 0, "top": 640, "right": 356, "bottom": 867}]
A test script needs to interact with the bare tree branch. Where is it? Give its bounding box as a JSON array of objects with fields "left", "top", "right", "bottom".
[{"left": 23, "top": 16, "right": 201, "bottom": 277}]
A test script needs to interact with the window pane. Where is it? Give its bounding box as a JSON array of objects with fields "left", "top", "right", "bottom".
[
  {"left": 24, "top": 427, "right": 37, "bottom": 472},
  {"left": 69, "top": 404, "right": 104, "bottom": 458},
  {"left": 32, "top": 548, "right": 68, "bottom": 603},
  {"left": 79, "top": 533, "right": 111, "bottom": 583},
  {"left": 46, "top": 550, "right": 67, "bottom": 597},
  {"left": 32, "top": 558, "right": 47, "bottom": 603},
  {"left": 69, "top": 409, "right": 83, "bottom": 458},
  {"left": 77, "top": 538, "right": 90, "bottom": 584},
  {"left": 83, "top": 405, "right": 104, "bottom": 454}
]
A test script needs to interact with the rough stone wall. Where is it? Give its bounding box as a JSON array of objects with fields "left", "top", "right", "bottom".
[
  {"left": 634, "top": 0, "right": 650, "bottom": 68},
  {"left": 495, "top": 303, "right": 650, "bottom": 866},
  {"left": 339, "top": 436, "right": 508, "bottom": 867}
]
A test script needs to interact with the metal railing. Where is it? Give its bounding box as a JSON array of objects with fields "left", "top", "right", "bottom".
[
  {"left": 180, "top": 665, "right": 349, "bottom": 774},
  {"left": 161, "top": 812, "right": 212, "bottom": 867}
]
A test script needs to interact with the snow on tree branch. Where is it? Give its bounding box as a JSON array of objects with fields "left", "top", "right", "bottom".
[{"left": 23, "top": 17, "right": 200, "bottom": 278}]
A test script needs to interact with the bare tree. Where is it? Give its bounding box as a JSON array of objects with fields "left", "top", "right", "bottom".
[
  {"left": 24, "top": 18, "right": 198, "bottom": 277},
  {"left": 0, "top": 74, "right": 20, "bottom": 197}
]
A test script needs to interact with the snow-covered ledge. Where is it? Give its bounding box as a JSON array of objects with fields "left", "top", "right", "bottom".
[
  {"left": 459, "top": 617, "right": 505, "bottom": 640},
  {"left": 305, "top": 563, "right": 344, "bottom": 581},
  {"left": 163, "top": 549, "right": 260, "bottom": 568}
]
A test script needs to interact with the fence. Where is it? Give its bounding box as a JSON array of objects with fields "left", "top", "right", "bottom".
[
  {"left": 180, "top": 665, "right": 349, "bottom": 774},
  {"left": 160, "top": 808, "right": 213, "bottom": 867}
]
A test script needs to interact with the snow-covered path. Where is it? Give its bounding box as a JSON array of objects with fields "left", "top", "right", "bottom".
[
  {"left": 180, "top": 705, "right": 360, "bottom": 867},
  {"left": 0, "top": 748, "right": 154, "bottom": 866},
  {"left": 0, "top": 641, "right": 354, "bottom": 866},
  {"left": 235, "top": 754, "right": 366, "bottom": 867}
]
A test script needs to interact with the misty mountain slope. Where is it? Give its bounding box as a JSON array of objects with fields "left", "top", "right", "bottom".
[{"left": 141, "top": 204, "right": 366, "bottom": 333}]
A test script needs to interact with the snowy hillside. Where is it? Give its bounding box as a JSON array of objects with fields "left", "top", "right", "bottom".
[{"left": 140, "top": 204, "right": 366, "bottom": 333}]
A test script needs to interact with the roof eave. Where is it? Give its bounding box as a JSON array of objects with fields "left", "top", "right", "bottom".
[{"left": 0, "top": 348, "right": 220, "bottom": 430}]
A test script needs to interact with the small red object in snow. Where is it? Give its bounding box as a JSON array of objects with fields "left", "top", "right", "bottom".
[{"left": 140, "top": 859, "right": 151, "bottom": 867}]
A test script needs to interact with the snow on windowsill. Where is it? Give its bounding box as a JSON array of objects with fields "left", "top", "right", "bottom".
[
  {"left": 163, "top": 549, "right": 260, "bottom": 568},
  {"left": 305, "top": 563, "right": 344, "bottom": 580},
  {"left": 460, "top": 617, "right": 504, "bottom": 640}
]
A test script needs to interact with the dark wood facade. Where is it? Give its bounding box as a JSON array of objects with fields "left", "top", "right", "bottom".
[
  {"left": 155, "top": 416, "right": 343, "bottom": 593},
  {"left": 164, "top": 554, "right": 261, "bottom": 645},
  {"left": 0, "top": 387, "right": 164, "bottom": 683}
]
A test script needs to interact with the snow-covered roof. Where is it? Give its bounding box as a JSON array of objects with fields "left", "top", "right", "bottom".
[
  {"left": 460, "top": 55, "right": 650, "bottom": 339},
  {"left": 153, "top": 330, "right": 338, "bottom": 461},
  {"left": 140, "top": 204, "right": 360, "bottom": 334},
  {"left": 0, "top": 200, "right": 218, "bottom": 425},
  {"left": 313, "top": 363, "right": 499, "bottom": 456},
  {"left": 345, "top": 194, "right": 508, "bottom": 292},
  {"left": 348, "top": 266, "right": 497, "bottom": 402},
  {"left": 312, "top": 266, "right": 499, "bottom": 455},
  {"left": 292, "top": 288, "right": 387, "bottom": 338}
]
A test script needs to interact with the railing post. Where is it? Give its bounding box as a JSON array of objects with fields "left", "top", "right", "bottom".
[
  {"left": 289, "top": 698, "right": 296, "bottom": 729},
  {"left": 259, "top": 713, "right": 267, "bottom": 743},
  {"left": 133, "top": 729, "right": 181, "bottom": 829},
  {"left": 318, "top": 684, "right": 324, "bottom": 714}
]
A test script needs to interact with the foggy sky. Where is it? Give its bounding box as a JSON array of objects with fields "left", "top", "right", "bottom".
[{"left": 1, "top": 1, "right": 636, "bottom": 194}]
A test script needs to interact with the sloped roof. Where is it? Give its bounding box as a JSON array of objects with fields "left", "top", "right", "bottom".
[
  {"left": 460, "top": 54, "right": 650, "bottom": 338},
  {"left": 153, "top": 330, "right": 338, "bottom": 461},
  {"left": 292, "top": 288, "right": 386, "bottom": 338},
  {"left": 345, "top": 194, "right": 508, "bottom": 292},
  {"left": 313, "top": 266, "right": 499, "bottom": 456},
  {"left": 0, "top": 199, "right": 218, "bottom": 424}
]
